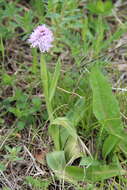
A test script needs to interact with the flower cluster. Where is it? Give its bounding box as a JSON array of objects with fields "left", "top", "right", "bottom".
[{"left": 28, "top": 24, "right": 54, "bottom": 53}]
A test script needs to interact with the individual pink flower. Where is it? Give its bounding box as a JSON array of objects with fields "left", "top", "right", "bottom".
[{"left": 28, "top": 24, "right": 54, "bottom": 53}]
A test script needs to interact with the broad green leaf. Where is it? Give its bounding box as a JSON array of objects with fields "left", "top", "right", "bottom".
[
  {"left": 59, "top": 127, "right": 69, "bottom": 150},
  {"left": 65, "top": 166, "right": 85, "bottom": 181},
  {"left": 64, "top": 136, "right": 81, "bottom": 162},
  {"left": 46, "top": 151, "right": 66, "bottom": 172},
  {"left": 60, "top": 98, "right": 85, "bottom": 150},
  {"left": 102, "top": 135, "right": 119, "bottom": 158},
  {"left": 51, "top": 117, "right": 77, "bottom": 139},
  {"left": 48, "top": 125, "right": 60, "bottom": 150},
  {"left": 90, "top": 67, "right": 123, "bottom": 134},
  {"left": 50, "top": 98, "right": 85, "bottom": 152},
  {"left": 80, "top": 157, "right": 99, "bottom": 167},
  {"left": 59, "top": 98, "right": 85, "bottom": 161},
  {"left": 67, "top": 97, "right": 85, "bottom": 127},
  {"left": 47, "top": 153, "right": 84, "bottom": 182},
  {"left": 49, "top": 59, "right": 61, "bottom": 102},
  {"left": 90, "top": 67, "right": 123, "bottom": 156},
  {"left": 86, "top": 164, "right": 126, "bottom": 182},
  {"left": 119, "top": 142, "right": 127, "bottom": 156}
]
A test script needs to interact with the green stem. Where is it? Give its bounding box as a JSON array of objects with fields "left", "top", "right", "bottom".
[
  {"left": 46, "top": 101, "right": 53, "bottom": 122},
  {"left": 40, "top": 54, "right": 53, "bottom": 122},
  {"left": 40, "top": 54, "right": 60, "bottom": 150}
]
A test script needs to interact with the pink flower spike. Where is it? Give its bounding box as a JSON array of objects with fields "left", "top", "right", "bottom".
[{"left": 28, "top": 24, "right": 54, "bottom": 53}]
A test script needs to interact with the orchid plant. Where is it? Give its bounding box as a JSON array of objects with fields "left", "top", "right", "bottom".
[
  {"left": 28, "top": 24, "right": 85, "bottom": 181},
  {"left": 28, "top": 24, "right": 55, "bottom": 122},
  {"left": 28, "top": 24, "right": 127, "bottom": 183}
]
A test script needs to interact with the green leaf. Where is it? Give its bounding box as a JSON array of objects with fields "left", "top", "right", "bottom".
[
  {"left": 102, "top": 25, "right": 127, "bottom": 50},
  {"left": 48, "top": 125, "right": 60, "bottom": 150},
  {"left": 60, "top": 98, "right": 85, "bottom": 150},
  {"left": 57, "top": 98, "right": 85, "bottom": 161},
  {"left": 3, "top": 73, "right": 13, "bottom": 85},
  {"left": 86, "top": 164, "right": 125, "bottom": 182},
  {"left": 87, "top": 2, "right": 99, "bottom": 14},
  {"left": 49, "top": 59, "right": 61, "bottom": 103},
  {"left": 96, "top": 0, "right": 105, "bottom": 13},
  {"left": 87, "top": 0, "right": 113, "bottom": 15},
  {"left": 0, "top": 35, "right": 4, "bottom": 60},
  {"left": 51, "top": 117, "right": 77, "bottom": 139},
  {"left": 0, "top": 164, "right": 6, "bottom": 171},
  {"left": 102, "top": 135, "right": 119, "bottom": 158},
  {"left": 32, "top": 97, "right": 42, "bottom": 109},
  {"left": 64, "top": 136, "right": 81, "bottom": 162},
  {"left": 46, "top": 151, "right": 66, "bottom": 172},
  {"left": 93, "top": 17, "right": 104, "bottom": 55},
  {"left": 104, "top": 0, "right": 113, "bottom": 12},
  {"left": 119, "top": 142, "right": 127, "bottom": 156},
  {"left": 90, "top": 67, "right": 123, "bottom": 134},
  {"left": 25, "top": 176, "right": 49, "bottom": 188},
  {"left": 16, "top": 121, "right": 25, "bottom": 131},
  {"left": 80, "top": 157, "right": 99, "bottom": 167},
  {"left": 67, "top": 97, "right": 85, "bottom": 127},
  {"left": 65, "top": 166, "right": 85, "bottom": 181},
  {"left": 90, "top": 67, "right": 123, "bottom": 156}
]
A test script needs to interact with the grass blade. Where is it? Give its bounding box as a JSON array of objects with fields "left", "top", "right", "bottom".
[{"left": 102, "top": 25, "right": 127, "bottom": 50}]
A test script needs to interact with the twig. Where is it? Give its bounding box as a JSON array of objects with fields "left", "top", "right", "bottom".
[
  {"left": 0, "top": 128, "right": 15, "bottom": 150},
  {"left": 113, "top": 10, "right": 123, "bottom": 25},
  {"left": 120, "top": 112, "right": 127, "bottom": 120},
  {"left": 0, "top": 171, "right": 14, "bottom": 190},
  {"left": 57, "top": 86, "right": 82, "bottom": 98},
  {"left": 78, "top": 137, "right": 93, "bottom": 159},
  {"left": 17, "top": 3, "right": 30, "bottom": 11},
  {"left": 114, "top": 73, "right": 126, "bottom": 87},
  {"left": 112, "top": 87, "right": 127, "bottom": 92}
]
